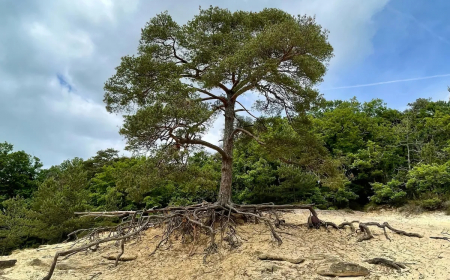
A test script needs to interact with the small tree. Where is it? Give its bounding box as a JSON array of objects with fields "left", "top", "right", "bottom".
[{"left": 104, "top": 7, "right": 333, "bottom": 206}]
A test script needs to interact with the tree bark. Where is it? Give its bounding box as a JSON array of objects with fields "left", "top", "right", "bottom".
[{"left": 217, "top": 97, "right": 235, "bottom": 206}]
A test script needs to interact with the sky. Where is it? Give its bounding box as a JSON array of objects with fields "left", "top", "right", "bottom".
[{"left": 0, "top": 0, "right": 449, "bottom": 167}]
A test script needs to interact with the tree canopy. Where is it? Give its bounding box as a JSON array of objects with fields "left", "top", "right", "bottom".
[
  {"left": 104, "top": 7, "right": 333, "bottom": 204},
  {"left": 0, "top": 142, "right": 43, "bottom": 203}
]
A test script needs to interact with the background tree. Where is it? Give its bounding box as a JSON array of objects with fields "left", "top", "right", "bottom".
[
  {"left": 104, "top": 7, "right": 333, "bottom": 205},
  {"left": 0, "top": 142, "right": 43, "bottom": 203}
]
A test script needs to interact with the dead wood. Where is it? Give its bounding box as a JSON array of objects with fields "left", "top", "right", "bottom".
[
  {"left": 430, "top": 236, "right": 450, "bottom": 242},
  {"left": 115, "top": 239, "right": 125, "bottom": 266},
  {"left": 102, "top": 255, "right": 137, "bottom": 261},
  {"left": 88, "top": 272, "right": 102, "bottom": 280},
  {"left": 365, "top": 258, "right": 406, "bottom": 270},
  {"left": 257, "top": 253, "right": 305, "bottom": 264}
]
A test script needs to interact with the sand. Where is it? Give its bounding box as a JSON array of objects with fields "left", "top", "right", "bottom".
[{"left": 1, "top": 210, "right": 449, "bottom": 280}]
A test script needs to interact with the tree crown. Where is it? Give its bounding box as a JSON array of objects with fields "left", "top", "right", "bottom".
[{"left": 104, "top": 7, "right": 333, "bottom": 153}]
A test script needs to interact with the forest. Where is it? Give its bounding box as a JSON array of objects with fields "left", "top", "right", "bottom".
[{"left": 1, "top": 96, "right": 450, "bottom": 255}]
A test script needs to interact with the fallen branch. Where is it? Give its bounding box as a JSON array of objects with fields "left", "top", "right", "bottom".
[
  {"left": 115, "top": 239, "right": 125, "bottom": 266},
  {"left": 88, "top": 272, "right": 102, "bottom": 280},
  {"left": 430, "top": 236, "right": 450, "bottom": 242},
  {"left": 102, "top": 255, "right": 137, "bottom": 261},
  {"left": 365, "top": 258, "right": 406, "bottom": 270},
  {"left": 257, "top": 253, "right": 304, "bottom": 264}
]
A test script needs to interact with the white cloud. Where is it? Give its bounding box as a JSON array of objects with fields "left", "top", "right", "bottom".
[{"left": 28, "top": 22, "right": 95, "bottom": 59}]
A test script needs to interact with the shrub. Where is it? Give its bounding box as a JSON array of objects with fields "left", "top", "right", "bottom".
[
  {"left": 370, "top": 180, "right": 407, "bottom": 205},
  {"left": 420, "top": 198, "right": 442, "bottom": 210}
]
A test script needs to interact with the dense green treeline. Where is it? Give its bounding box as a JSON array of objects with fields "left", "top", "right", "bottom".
[{"left": 1, "top": 97, "right": 450, "bottom": 255}]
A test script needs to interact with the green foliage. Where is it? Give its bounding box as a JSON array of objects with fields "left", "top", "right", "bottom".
[
  {"left": 0, "top": 197, "right": 37, "bottom": 254},
  {"left": 370, "top": 180, "right": 407, "bottom": 205},
  {"left": 0, "top": 142, "right": 43, "bottom": 202},
  {"left": 406, "top": 162, "right": 450, "bottom": 196},
  {"left": 32, "top": 158, "right": 91, "bottom": 242},
  {"left": 104, "top": 7, "right": 332, "bottom": 152},
  {"left": 420, "top": 198, "right": 442, "bottom": 210}
]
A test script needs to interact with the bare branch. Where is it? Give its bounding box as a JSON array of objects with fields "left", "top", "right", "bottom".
[
  {"left": 217, "top": 83, "right": 231, "bottom": 94},
  {"left": 235, "top": 100, "right": 258, "bottom": 119},
  {"left": 170, "top": 40, "right": 188, "bottom": 64},
  {"left": 190, "top": 87, "right": 227, "bottom": 104},
  {"left": 229, "top": 128, "right": 264, "bottom": 145},
  {"left": 168, "top": 132, "right": 228, "bottom": 159}
]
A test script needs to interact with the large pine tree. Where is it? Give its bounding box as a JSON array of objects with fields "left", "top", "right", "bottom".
[{"left": 104, "top": 7, "right": 333, "bottom": 205}]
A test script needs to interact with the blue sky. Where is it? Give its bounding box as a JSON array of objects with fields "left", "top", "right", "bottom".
[
  {"left": 0, "top": 0, "right": 449, "bottom": 166},
  {"left": 320, "top": 0, "right": 450, "bottom": 108}
]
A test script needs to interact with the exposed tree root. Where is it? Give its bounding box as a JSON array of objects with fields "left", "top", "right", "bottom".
[
  {"left": 257, "top": 253, "right": 305, "bottom": 264},
  {"left": 42, "top": 204, "right": 426, "bottom": 279},
  {"left": 102, "top": 255, "right": 137, "bottom": 261},
  {"left": 43, "top": 203, "right": 316, "bottom": 279},
  {"left": 365, "top": 258, "right": 406, "bottom": 270},
  {"left": 357, "top": 222, "right": 423, "bottom": 242},
  {"left": 430, "top": 236, "right": 450, "bottom": 242},
  {"left": 338, "top": 221, "right": 359, "bottom": 232},
  {"left": 42, "top": 210, "right": 159, "bottom": 280}
]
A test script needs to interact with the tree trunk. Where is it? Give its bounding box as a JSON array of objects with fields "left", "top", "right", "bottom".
[
  {"left": 218, "top": 157, "right": 233, "bottom": 205},
  {"left": 217, "top": 98, "right": 235, "bottom": 206}
]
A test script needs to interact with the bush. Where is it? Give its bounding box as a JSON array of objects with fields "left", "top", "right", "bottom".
[
  {"left": 0, "top": 197, "right": 37, "bottom": 255},
  {"left": 420, "top": 198, "right": 442, "bottom": 210},
  {"left": 370, "top": 180, "right": 407, "bottom": 205}
]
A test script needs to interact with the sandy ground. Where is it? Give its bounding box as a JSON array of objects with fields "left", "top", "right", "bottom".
[{"left": 1, "top": 210, "right": 450, "bottom": 280}]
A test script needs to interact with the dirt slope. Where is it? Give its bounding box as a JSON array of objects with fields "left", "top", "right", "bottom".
[{"left": 1, "top": 210, "right": 449, "bottom": 280}]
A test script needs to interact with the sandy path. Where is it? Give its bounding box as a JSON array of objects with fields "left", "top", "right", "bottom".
[{"left": 1, "top": 210, "right": 449, "bottom": 280}]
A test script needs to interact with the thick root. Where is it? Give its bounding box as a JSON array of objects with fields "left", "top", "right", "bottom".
[
  {"left": 257, "top": 253, "right": 305, "bottom": 264},
  {"left": 358, "top": 222, "right": 422, "bottom": 242},
  {"left": 365, "top": 258, "right": 406, "bottom": 270},
  {"left": 43, "top": 204, "right": 427, "bottom": 280},
  {"left": 43, "top": 203, "right": 317, "bottom": 280}
]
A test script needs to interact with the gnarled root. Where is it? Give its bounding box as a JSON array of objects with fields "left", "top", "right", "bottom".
[
  {"left": 257, "top": 253, "right": 305, "bottom": 264},
  {"left": 365, "top": 258, "right": 406, "bottom": 270},
  {"left": 42, "top": 203, "right": 317, "bottom": 280},
  {"left": 358, "top": 222, "right": 422, "bottom": 242}
]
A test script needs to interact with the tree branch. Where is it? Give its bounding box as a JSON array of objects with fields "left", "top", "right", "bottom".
[
  {"left": 170, "top": 133, "right": 228, "bottom": 159},
  {"left": 217, "top": 83, "right": 230, "bottom": 94},
  {"left": 231, "top": 83, "right": 255, "bottom": 101},
  {"left": 171, "top": 40, "right": 188, "bottom": 64},
  {"left": 229, "top": 128, "right": 264, "bottom": 145},
  {"left": 235, "top": 100, "right": 258, "bottom": 119},
  {"left": 190, "top": 87, "right": 227, "bottom": 104}
]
